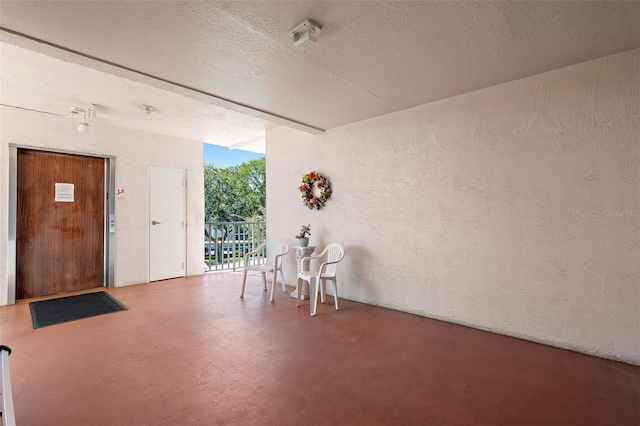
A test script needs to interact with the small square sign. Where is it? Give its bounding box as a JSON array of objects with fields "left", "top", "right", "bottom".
[{"left": 54, "top": 183, "right": 74, "bottom": 202}]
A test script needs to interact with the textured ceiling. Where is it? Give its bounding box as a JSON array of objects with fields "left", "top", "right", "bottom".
[
  {"left": 0, "top": 43, "right": 272, "bottom": 152},
  {"left": 1, "top": 1, "right": 639, "bottom": 150}
]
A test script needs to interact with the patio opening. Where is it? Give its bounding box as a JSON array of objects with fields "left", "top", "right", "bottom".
[{"left": 204, "top": 220, "right": 266, "bottom": 272}]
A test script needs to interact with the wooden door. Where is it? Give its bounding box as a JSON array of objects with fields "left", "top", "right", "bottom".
[{"left": 16, "top": 149, "right": 105, "bottom": 299}]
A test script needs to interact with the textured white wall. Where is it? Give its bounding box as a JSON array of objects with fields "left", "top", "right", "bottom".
[
  {"left": 0, "top": 110, "right": 205, "bottom": 305},
  {"left": 267, "top": 49, "right": 640, "bottom": 364}
]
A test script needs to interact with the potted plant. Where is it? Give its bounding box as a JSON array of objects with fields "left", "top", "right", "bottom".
[{"left": 295, "top": 224, "right": 311, "bottom": 247}]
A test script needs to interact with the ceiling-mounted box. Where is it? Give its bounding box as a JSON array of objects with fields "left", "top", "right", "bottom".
[{"left": 289, "top": 19, "right": 322, "bottom": 49}]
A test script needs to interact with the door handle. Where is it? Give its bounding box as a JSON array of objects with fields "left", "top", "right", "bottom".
[{"left": 152, "top": 220, "right": 161, "bottom": 225}]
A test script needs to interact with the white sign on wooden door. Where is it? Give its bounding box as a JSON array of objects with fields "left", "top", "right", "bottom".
[{"left": 149, "top": 168, "right": 186, "bottom": 281}]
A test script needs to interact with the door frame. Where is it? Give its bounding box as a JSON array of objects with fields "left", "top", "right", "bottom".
[
  {"left": 148, "top": 166, "right": 186, "bottom": 282},
  {"left": 6, "top": 145, "right": 115, "bottom": 305}
]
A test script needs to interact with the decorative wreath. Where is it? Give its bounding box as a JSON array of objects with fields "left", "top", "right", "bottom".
[{"left": 299, "top": 171, "right": 332, "bottom": 210}]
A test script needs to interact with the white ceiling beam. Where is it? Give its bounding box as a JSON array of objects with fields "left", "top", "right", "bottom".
[{"left": 0, "top": 28, "right": 325, "bottom": 136}]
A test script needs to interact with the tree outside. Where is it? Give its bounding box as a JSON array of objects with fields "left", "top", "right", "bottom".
[
  {"left": 204, "top": 157, "right": 265, "bottom": 223},
  {"left": 204, "top": 157, "right": 266, "bottom": 265}
]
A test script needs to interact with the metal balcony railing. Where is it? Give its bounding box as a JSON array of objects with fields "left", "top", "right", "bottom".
[{"left": 204, "top": 221, "right": 266, "bottom": 272}]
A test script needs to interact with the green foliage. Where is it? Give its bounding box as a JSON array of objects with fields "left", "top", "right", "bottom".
[{"left": 204, "top": 157, "right": 265, "bottom": 223}]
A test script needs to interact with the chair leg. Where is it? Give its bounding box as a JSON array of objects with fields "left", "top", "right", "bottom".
[
  {"left": 319, "top": 279, "right": 326, "bottom": 304},
  {"left": 240, "top": 269, "right": 248, "bottom": 298},
  {"left": 270, "top": 269, "right": 277, "bottom": 302},
  {"left": 261, "top": 272, "right": 267, "bottom": 290},
  {"left": 279, "top": 267, "right": 287, "bottom": 292},
  {"left": 296, "top": 278, "right": 302, "bottom": 307},
  {"left": 310, "top": 277, "right": 319, "bottom": 316},
  {"left": 333, "top": 278, "right": 339, "bottom": 311}
]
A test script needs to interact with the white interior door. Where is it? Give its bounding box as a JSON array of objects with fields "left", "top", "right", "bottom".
[{"left": 149, "top": 168, "right": 186, "bottom": 281}]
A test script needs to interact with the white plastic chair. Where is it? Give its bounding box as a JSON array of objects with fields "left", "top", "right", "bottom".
[
  {"left": 241, "top": 242, "right": 289, "bottom": 302},
  {"left": 296, "top": 243, "right": 345, "bottom": 316}
]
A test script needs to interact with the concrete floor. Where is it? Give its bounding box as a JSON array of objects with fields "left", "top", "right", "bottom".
[{"left": 1, "top": 272, "right": 638, "bottom": 425}]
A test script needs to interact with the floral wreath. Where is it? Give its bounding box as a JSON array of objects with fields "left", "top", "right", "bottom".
[{"left": 299, "top": 171, "right": 332, "bottom": 210}]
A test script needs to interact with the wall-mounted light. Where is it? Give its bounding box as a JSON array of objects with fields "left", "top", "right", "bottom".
[
  {"left": 77, "top": 121, "right": 90, "bottom": 132},
  {"left": 289, "top": 19, "right": 322, "bottom": 49},
  {"left": 73, "top": 104, "right": 96, "bottom": 132}
]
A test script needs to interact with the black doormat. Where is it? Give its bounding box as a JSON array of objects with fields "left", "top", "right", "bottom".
[{"left": 29, "top": 291, "right": 127, "bottom": 329}]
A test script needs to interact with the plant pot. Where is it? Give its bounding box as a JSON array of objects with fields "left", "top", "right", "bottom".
[{"left": 298, "top": 237, "right": 309, "bottom": 247}]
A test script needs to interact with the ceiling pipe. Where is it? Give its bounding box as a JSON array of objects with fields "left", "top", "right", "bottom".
[{"left": 0, "top": 102, "right": 97, "bottom": 132}]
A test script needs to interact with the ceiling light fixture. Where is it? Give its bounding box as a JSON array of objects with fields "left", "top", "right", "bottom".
[
  {"left": 289, "top": 19, "right": 322, "bottom": 49},
  {"left": 140, "top": 104, "right": 155, "bottom": 116}
]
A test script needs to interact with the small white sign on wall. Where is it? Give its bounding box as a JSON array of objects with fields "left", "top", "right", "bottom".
[
  {"left": 54, "top": 183, "right": 75, "bottom": 202},
  {"left": 115, "top": 187, "right": 126, "bottom": 201}
]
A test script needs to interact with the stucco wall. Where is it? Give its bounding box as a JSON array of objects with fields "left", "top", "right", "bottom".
[
  {"left": 266, "top": 49, "right": 640, "bottom": 364},
  {"left": 0, "top": 110, "right": 205, "bottom": 305}
]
